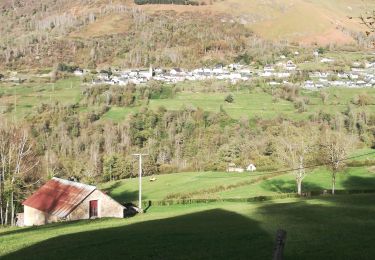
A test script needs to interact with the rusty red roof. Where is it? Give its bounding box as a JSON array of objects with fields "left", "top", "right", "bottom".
[{"left": 23, "top": 177, "right": 96, "bottom": 218}]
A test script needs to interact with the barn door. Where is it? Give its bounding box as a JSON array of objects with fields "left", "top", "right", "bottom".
[{"left": 89, "top": 200, "right": 98, "bottom": 218}]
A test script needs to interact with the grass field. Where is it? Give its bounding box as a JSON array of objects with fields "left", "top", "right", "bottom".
[
  {"left": 100, "top": 159, "right": 375, "bottom": 203},
  {"left": 1, "top": 194, "right": 375, "bottom": 259},
  {"left": 2, "top": 77, "right": 375, "bottom": 123},
  {"left": 0, "top": 78, "right": 82, "bottom": 120},
  {"left": 101, "top": 171, "right": 272, "bottom": 202},
  {"left": 1, "top": 160, "right": 374, "bottom": 259}
]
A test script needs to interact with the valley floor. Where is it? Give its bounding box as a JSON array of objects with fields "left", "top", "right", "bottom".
[
  {"left": 2, "top": 161, "right": 375, "bottom": 259},
  {"left": 1, "top": 194, "right": 375, "bottom": 259}
]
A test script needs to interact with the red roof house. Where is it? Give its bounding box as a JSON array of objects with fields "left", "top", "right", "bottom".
[{"left": 22, "top": 177, "right": 125, "bottom": 226}]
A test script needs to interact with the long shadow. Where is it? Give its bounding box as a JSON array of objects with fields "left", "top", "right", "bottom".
[
  {"left": 260, "top": 179, "right": 323, "bottom": 193},
  {"left": 342, "top": 175, "right": 375, "bottom": 191},
  {"left": 255, "top": 194, "right": 375, "bottom": 260},
  {"left": 102, "top": 181, "right": 139, "bottom": 203},
  {"left": 2, "top": 209, "right": 273, "bottom": 260}
]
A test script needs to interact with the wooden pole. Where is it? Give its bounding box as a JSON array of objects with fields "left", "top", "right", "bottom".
[{"left": 273, "top": 229, "right": 287, "bottom": 260}]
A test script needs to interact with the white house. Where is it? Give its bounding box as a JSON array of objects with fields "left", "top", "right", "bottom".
[
  {"left": 285, "top": 60, "right": 297, "bottom": 71},
  {"left": 73, "top": 69, "right": 84, "bottom": 76},
  {"left": 246, "top": 164, "right": 257, "bottom": 172}
]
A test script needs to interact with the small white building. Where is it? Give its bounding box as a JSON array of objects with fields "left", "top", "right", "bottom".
[
  {"left": 285, "top": 60, "right": 297, "bottom": 71},
  {"left": 73, "top": 69, "right": 84, "bottom": 76},
  {"left": 246, "top": 164, "right": 257, "bottom": 172}
]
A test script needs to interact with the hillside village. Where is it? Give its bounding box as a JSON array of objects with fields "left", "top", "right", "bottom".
[{"left": 67, "top": 52, "right": 375, "bottom": 89}]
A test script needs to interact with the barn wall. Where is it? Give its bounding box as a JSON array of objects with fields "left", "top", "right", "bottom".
[
  {"left": 24, "top": 206, "right": 59, "bottom": 226},
  {"left": 68, "top": 190, "right": 124, "bottom": 221}
]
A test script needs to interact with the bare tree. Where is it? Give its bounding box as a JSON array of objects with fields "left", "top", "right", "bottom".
[
  {"left": 276, "top": 123, "right": 318, "bottom": 195},
  {"left": 319, "top": 129, "right": 355, "bottom": 195},
  {"left": 0, "top": 123, "right": 39, "bottom": 226}
]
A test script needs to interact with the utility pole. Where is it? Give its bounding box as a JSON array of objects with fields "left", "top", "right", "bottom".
[{"left": 132, "top": 153, "right": 148, "bottom": 212}]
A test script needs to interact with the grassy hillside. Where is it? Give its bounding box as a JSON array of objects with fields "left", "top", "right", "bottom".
[{"left": 1, "top": 194, "right": 375, "bottom": 259}]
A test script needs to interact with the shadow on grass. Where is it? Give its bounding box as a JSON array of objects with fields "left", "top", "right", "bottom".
[
  {"left": 342, "top": 175, "right": 375, "bottom": 190},
  {"left": 2, "top": 209, "right": 273, "bottom": 260},
  {"left": 260, "top": 179, "right": 323, "bottom": 194},
  {"left": 255, "top": 194, "right": 375, "bottom": 260},
  {"left": 102, "top": 181, "right": 139, "bottom": 203}
]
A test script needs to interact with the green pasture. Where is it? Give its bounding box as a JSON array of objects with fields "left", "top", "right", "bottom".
[
  {"left": 100, "top": 161, "right": 375, "bottom": 203},
  {"left": 100, "top": 171, "right": 268, "bottom": 202},
  {"left": 1, "top": 77, "right": 375, "bottom": 122},
  {"left": 0, "top": 77, "right": 82, "bottom": 119},
  {"left": 1, "top": 194, "right": 375, "bottom": 259}
]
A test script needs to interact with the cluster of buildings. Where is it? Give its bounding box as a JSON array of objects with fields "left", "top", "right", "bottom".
[
  {"left": 80, "top": 56, "right": 375, "bottom": 90},
  {"left": 303, "top": 62, "right": 375, "bottom": 89},
  {"left": 85, "top": 64, "right": 253, "bottom": 86},
  {"left": 81, "top": 60, "right": 298, "bottom": 86}
]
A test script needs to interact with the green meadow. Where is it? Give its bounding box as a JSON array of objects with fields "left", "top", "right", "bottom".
[
  {"left": 1, "top": 77, "right": 375, "bottom": 122},
  {"left": 100, "top": 163, "right": 375, "bottom": 203},
  {"left": 1, "top": 194, "right": 375, "bottom": 259},
  {"left": 0, "top": 78, "right": 82, "bottom": 119}
]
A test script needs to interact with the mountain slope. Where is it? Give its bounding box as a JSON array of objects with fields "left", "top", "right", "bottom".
[
  {"left": 139, "top": 0, "right": 374, "bottom": 44},
  {"left": 0, "top": 0, "right": 373, "bottom": 70}
]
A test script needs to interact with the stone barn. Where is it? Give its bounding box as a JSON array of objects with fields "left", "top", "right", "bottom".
[{"left": 21, "top": 177, "right": 125, "bottom": 226}]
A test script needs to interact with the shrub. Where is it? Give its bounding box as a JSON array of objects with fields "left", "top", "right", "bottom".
[{"left": 224, "top": 94, "right": 234, "bottom": 103}]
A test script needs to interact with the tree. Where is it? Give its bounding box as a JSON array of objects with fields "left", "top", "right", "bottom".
[
  {"left": 0, "top": 123, "right": 39, "bottom": 226},
  {"left": 224, "top": 94, "right": 234, "bottom": 103},
  {"left": 275, "top": 123, "right": 318, "bottom": 195},
  {"left": 352, "top": 93, "right": 373, "bottom": 107},
  {"left": 319, "top": 129, "right": 354, "bottom": 195}
]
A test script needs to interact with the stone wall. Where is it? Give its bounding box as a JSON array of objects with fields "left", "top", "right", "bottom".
[
  {"left": 68, "top": 190, "right": 124, "bottom": 220},
  {"left": 24, "top": 206, "right": 59, "bottom": 226}
]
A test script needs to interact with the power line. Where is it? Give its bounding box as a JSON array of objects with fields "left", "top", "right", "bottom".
[{"left": 260, "top": 151, "right": 375, "bottom": 176}]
